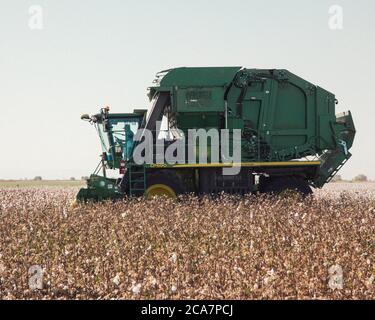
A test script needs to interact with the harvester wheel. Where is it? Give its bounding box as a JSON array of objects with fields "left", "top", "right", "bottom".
[
  {"left": 117, "top": 173, "right": 129, "bottom": 193},
  {"left": 145, "top": 171, "right": 185, "bottom": 199},
  {"left": 259, "top": 176, "right": 312, "bottom": 197}
]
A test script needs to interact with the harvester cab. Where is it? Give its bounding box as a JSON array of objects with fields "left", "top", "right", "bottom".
[{"left": 77, "top": 107, "right": 147, "bottom": 201}]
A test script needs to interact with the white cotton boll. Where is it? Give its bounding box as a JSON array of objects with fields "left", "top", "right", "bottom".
[
  {"left": 170, "top": 253, "right": 177, "bottom": 263},
  {"left": 132, "top": 283, "right": 142, "bottom": 295},
  {"left": 112, "top": 274, "right": 121, "bottom": 286}
]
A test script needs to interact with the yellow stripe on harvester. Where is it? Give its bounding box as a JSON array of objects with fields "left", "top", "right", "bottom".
[{"left": 149, "top": 161, "right": 321, "bottom": 169}]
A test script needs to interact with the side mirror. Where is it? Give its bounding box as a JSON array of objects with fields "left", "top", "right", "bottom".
[{"left": 81, "top": 114, "right": 91, "bottom": 121}]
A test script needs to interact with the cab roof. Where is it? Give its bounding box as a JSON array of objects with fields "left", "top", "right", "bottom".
[{"left": 151, "top": 66, "right": 241, "bottom": 89}]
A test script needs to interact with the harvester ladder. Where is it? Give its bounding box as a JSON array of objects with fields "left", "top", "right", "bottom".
[{"left": 129, "top": 165, "right": 146, "bottom": 197}]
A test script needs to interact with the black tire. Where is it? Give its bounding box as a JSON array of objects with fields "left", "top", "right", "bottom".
[
  {"left": 259, "top": 176, "right": 312, "bottom": 197},
  {"left": 146, "top": 170, "right": 186, "bottom": 196},
  {"left": 117, "top": 172, "right": 129, "bottom": 193}
]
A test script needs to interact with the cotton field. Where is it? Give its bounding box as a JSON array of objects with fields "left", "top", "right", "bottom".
[{"left": 0, "top": 183, "right": 374, "bottom": 299}]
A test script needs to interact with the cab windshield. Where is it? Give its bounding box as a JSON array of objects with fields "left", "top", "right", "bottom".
[
  {"left": 97, "top": 123, "right": 110, "bottom": 152},
  {"left": 96, "top": 119, "right": 139, "bottom": 159},
  {"left": 109, "top": 119, "right": 139, "bottom": 160},
  {"left": 109, "top": 120, "right": 138, "bottom": 147}
]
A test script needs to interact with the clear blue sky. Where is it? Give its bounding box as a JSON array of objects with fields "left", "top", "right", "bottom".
[{"left": 0, "top": 0, "right": 374, "bottom": 179}]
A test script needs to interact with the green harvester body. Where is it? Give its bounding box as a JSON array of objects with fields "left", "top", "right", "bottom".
[{"left": 77, "top": 67, "right": 356, "bottom": 201}]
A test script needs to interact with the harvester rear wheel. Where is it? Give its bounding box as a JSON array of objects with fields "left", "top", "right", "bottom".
[
  {"left": 145, "top": 171, "right": 185, "bottom": 199},
  {"left": 259, "top": 176, "right": 312, "bottom": 197}
]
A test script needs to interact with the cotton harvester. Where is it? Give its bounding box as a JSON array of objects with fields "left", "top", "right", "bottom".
[{"left": 77, "top": 67, "right": 355, "bottom": 201}]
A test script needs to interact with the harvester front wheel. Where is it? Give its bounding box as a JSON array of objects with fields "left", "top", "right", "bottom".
[
  {"left": 145, "top": 171, "right": 185, "bottom": 199},
  {"left": 259, "top": 176, "right": 312, "bottom": 197}
]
